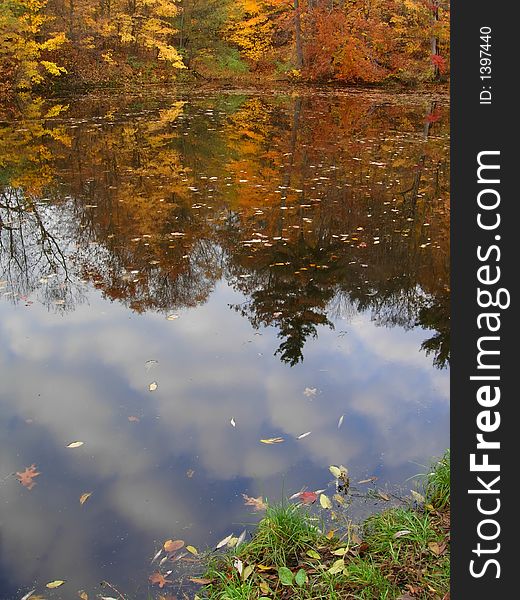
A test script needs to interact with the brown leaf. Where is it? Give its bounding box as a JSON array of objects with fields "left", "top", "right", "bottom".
[
  {"left": 164, "top": 539, "right": 185, "bottom": 553},
  {"left": 16, "top": 465, "right": 40, "bottom": 490},
  {"left": 189, "top": 578, "right": 212, "bottom": 585},
  {"left": 79, "top": 492, "right": 92, "bottom": 505},
  {"left": 149, "top": 572, "right": 171, "bottom": 588},
  {"left": 428, "top": 541, "right": 447, "bottom": 555},
  {"left": 242, "top": 494, "right": 267, "bottom": 511}
]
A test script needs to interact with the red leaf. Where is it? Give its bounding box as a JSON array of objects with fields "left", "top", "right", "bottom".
[{"left": 299, "top": 491, "right": 318, "bottom": 504}]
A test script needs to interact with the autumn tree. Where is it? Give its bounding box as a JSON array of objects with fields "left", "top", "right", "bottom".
[{"left": 0, "top": 0, "right": 66, "bottom": 96}]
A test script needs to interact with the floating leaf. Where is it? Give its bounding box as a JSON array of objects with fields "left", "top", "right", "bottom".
[
  {"left": 164, "top": 539, "right": 184, "bottom": 553},
  {"left": 149, "top": 572, "right": 170, "bottom": 588},
  {"left": 79, "top": 492, "right": 92, "bottom": 505},
  {"left": 149, "top": 382, "right": 158, "bottom": 391},
  {"left": 242, "top": 494, "right": 267, "bottom": 511},
  {"left": 230, "top": 417, "right": 236, "bottom": 428},
  {"left": 78, "top": 592, "right": 88, "bottom": 600},
  {"left": 216, "top": 534, "right": 233, "bottom": 549},
  {"left": 357, "top": 477, "right": 378, "bottom": 485},
  {"left": 66, "top": 441, "right": 84, "bottom": 448},
  {"left": 329, "top": 465, "right": 348, "bottom": 479},
  {"left": 337, "top": 415, "right": 344, "bottom": 429},
  {"left": 186, "top": 545, "right": 198, "bottom": 555},
  {"left": 333, "top": 493, "right": 346, "bottom": 505},
  {"left": 299, "top": 491, "right": 317, "bottom": 504},
  {"left": 295, "top": 569, "right": 308, "bottom": 587},
  {"left": 297, "top": 431, "right": 311, "bottom": 439},
  {"left": 20, "top": 590, "right": 35, "bottom": 600},
  {"left": 278, "top": 567, "right": 294, "bottom": 586},
  {"left": 46, "top": 581, "right": 65, "bottom": 589},
  {"left": 166, "top": 315, "right": 179, "bottom": 321},
  {"left": 320, "top": 494, "right": 332, "bottom": 509},
  {"left": 377, "top": 491, "right": 390, "bottom": 501},
  {"left": 303, "top": 387, "right": 317, "bottom": 397},
  {"left": 189, "top": 578, "right": 212, "bottom": 585},
  {"left": 128, "top": 416, "right": 140, "bottom": 422},
  {"left": 17, "top": 465, "right": 40, "bottom": 489},
  {"left": 260, "top": 437, "right": 284, "bottom": 444}
]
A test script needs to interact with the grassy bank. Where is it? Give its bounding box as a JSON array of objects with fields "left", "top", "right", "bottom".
[{"left": 197, "top": 452, "right": 450, "bottom": 600}]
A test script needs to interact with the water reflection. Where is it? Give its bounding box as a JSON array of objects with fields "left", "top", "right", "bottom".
[
  {"left": 1, "top": 91, "right": 449, "bottom": 367},
  {"left": 0, "top": 90, "right": 449, "bottom": 599}
]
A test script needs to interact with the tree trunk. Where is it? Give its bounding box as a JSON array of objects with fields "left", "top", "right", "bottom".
[{"left": 294, "top": 0, "right": 304, "bottom": 69}]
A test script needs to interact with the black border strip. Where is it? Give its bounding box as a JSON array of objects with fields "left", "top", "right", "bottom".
[{"left": 451, "top": 1, "right": 513, "bottom": 596}]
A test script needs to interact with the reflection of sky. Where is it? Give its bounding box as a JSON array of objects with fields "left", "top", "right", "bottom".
[{"left": 0, "top": 280, "right": 448, "bottom": 599}]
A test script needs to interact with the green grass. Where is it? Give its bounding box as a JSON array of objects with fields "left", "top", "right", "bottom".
[
  {"left": 197, "top": 451, "right": 450, "bottom": 600},
  {"left": 425, "top": 449, "right": 450, "bottom": 510}
]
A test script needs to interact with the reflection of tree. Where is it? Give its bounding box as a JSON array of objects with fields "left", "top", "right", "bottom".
[{"left": 1, "top": 91, "right": 450, "bottom": 368}]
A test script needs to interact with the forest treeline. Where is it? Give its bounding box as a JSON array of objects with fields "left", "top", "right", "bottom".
[{"left": 1, "top": 0, "right": 449, "bottom": 97}]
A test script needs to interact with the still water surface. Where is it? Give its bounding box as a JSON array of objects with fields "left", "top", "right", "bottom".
[{"left": 0, "top": 88, "right": 449, "bottom": 599}]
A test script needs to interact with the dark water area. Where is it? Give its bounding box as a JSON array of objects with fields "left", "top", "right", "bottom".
[{"left": 0, "top": 88, "right": 449, "bottom": 599}]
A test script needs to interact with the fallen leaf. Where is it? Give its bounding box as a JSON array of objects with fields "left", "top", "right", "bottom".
[
  {"left": 411, "top": 490, "right": 425, "bottom": 503},
  {"left": 337, "top": 415, "right": 344, "bottom": 429},
  {"left": 234, "top": 558, "right": 243, "bottom": 575},
  {"left": 329, "top": 465, "right": 348, "bottom": 479},
  {"left": 260, "top": 437, "right": 284, "bottom": 444},
  {"left": 149, "top": 382, "right": 158, "bottom": 391},
  {"left": 297, "top": 431, "right": 311, "bottom": 439},
  {"left": 332, "top": 547, "right": 348, "bottom": 556},
  {"left": 20, "top": 590, "right": 35, "bottom": 600},
  {"left": 428, "top": 541, "right": 447, "bottom": 555},
  {"left": 189, "top": 578, "right": 212, "bottom": 585},
  {"left": 149, "top": 572, "right": 170, "bottom": 588},
  {"left": 299, "top": 491, "right": 318, "bottom": 504},
  {"left": 377, "top": 491, "right": 390, "bottom": 501},
  {"left": 303, "top": 387, "right": 317, "bottom": 397},
  {"left": 357, "top": 477, "right": 378, "bottom": 484},
  {"left": 319, "top": 494, "right": 332, "bottom": 509},
  {"left": 128, "top": 416, "right": 140, "bottom": 422},
  {"left": 164, "top": 540, "right": 184, "bottom": 553},
  {"left": 306, "top": 549, "right": 321, "bottom": 560},
  {"left": 242, "top": 565, "right": 254, "bottom": 581},
  {"left": 278, "top": 566, "right": 293, "bottom": 586},
  {"left": 151, "top": 549, "right": 163, "bottom": 563},
  {"left": 186, "top": 545, "right": 198, "bottom": 555},
  {"left": 16, "top": 465, "right": 40, "bottom": 490},
  {"left": 66, "top": 441, "right": 84, "bottom": 448},
  {"left": 328, "top": 559, "right": 345, "bottom": 575},
  {"left": 236, "top": 529, "right": 247, "bottom": 546},
  {"left": 242, "top": 494, "right": 267, "bottom": 511},
  {"left": 166, "top": 314, "right": 179, "bottom": 320},
  {"left": 78, "top": 592, "right": 88, "bottom": 600},
  {"left": 295, "top": 568, "right": 308, "bottom": 586},
  {"left": 333, "top": 493, "right": 346, "bottom": 505},
  {"left": 46, "top": 581, "right": 65, "bottom": 589},
  {"left": 79, "top": 492, "right": 92, "bottom": 505},
  {"left": 394, "top": 530, "right": 412, "bottom": 539},
  {"left": 230, "top": 417, "right": 236, "bottom": 427},
  {"left": 186, "top": 469, "right": 195, "bottom": 478},
  {"left": 216, "top": 533, "right": 234, "bottom": 549}
]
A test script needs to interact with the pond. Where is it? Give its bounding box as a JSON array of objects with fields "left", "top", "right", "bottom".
[{"left": 0, "top": 88, "right": 449, "bottom": 599}]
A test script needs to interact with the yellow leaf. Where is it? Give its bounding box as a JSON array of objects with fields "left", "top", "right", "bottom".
[
  {"left": 46, "top": 580, "right": 65, "bottom": 589},
  {"left": 319, "top": 494, "right": 332, "bottom": 509},
  {"left": 79, "top": 492, "right": 92, "bottom": 505},
  {"left": 260, "top": 437, "right": 284, "bottom": 444},
  {"left": 78, "top": 591, "right": 88, "bottom": 600},
  {"left": 186, "top": 545, "right": 198, "bottom": 555},
  {"left": 66, "top": 441, "right": 84, "bottom": 448}
]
